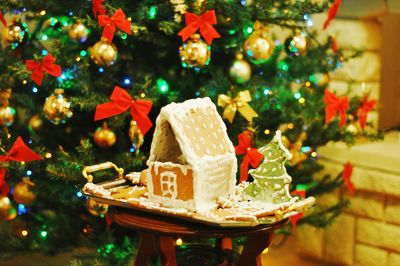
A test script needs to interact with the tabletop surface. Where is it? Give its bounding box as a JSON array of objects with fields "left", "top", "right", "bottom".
[{"left": 109, "top": 207, "right": 289, "bottom": 238}]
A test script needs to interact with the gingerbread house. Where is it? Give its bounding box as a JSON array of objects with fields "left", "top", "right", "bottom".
[{"left": 147, "top": 97, "right": 237, "bottom": 212}]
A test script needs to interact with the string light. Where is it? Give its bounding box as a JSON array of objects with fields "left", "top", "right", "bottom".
[
  {"left": 40, "top": 230, "right": 48, "bottom": 238},
  {"left": 264, "top": 129, "right": 270, "bottom": 135},
  {"left": 305, "top": 81, "right": 311, "bottom": 87},
  {"left": 18, "top": 204, "right": 28, "bottom": 215},
  {"left": 288, "top": 123, "right": 294, "bottom": 129},
  {"left": 294, "top": 92, "right": 301, "bottom": 99},
  {"left": 40, "top": 10, "right": 46, "bottom": 16},
  {"left": 22, "top": 80, "right": 27, "bottom": 85},
  {"left": 44, "top": 152, "right": 52, "bottom": 159},
  {"left": 26, "top": 170, "right": 32, "bottom": 176},
  {"left": 21, "top": 230, "right": 29, "bottom": 237},
  {"left": 41, "top": 50, "right": 48, "bottom": 56},
  {"left": 156, "top": 78, "right": 169, "bottom": 93},
  {"left": 140, "top": 92, "right": 146, "bottom": 98},
  {"left": 32, "top": 87, "right": 38, "bottom": 93},
  {"left": 311, "top": 152, "right": 318, "bottom": 158},
  {"left": 76, "top": 191, "right": 83, "bottom": 198},
  {"left": 80, "top": 50, "right": 87, "bottom": 57},
  {"left": 123, "top": 77, "right": 131, "bottom": 85},
  {"left": 299, "top": 97, "right": 305, "bottom": 104},
  {"left": 148, "top": 6, "right": 157, "bottom": 19},
  {"left": 41, "top": 35, "right": 48, "bottom": 40},
  {"left": 176, "top": 238, "right": 183, "bottom": 246},
  {"left": 98, "top": 67, "right": 104, "bottom": 73}
]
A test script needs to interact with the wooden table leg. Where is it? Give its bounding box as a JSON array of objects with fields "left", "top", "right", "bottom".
[
  {"left": 238, "top": 232, "right": 271, "bottom": 266},
  {"left": 159, "top": 236, "right": 177, "bottom": 266},
  {"left": 134, "top": 232, "right": 159, "bottom": 266}
]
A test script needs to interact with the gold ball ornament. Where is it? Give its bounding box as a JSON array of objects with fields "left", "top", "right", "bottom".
[
  {"left": 89, "top": 38, "right": 118, "bottom": 67},
  {"left": 43, "top": 89, "right": 73, "bottom": 125},
  {"left": 28, "top": 114, "right": 43, "bottom": 132},
  {"left": 0, "top": 196, "right": 17, "bottom": 221},
  {"left": 129, "top": 120, "right": 144, "bottom": 152},
  {"left": 243, "top": 21, "right": 274, "bottom": 64},
  {"left": 68, "top": 21, "right": 89, "bottom": 43},
  {"left": 13, "top": 177, "right": 36, "bottom": 205},
  {"left": 179, "top": 34, "right": 211, "bottom": 68},
  {"left": 87, "top": 197, "right": 108, "bottom": 216},
  {"left": 229, "top": 54, "right": 252, "bottom": 83},
  {"left": 285, "top": 30, "right": 309, "bottom": 56},
  {"left": 94, "top": 123, "right": 117, "bottom": 148},
  {"left": 1, "top": 20, "right": 28, "bottom": 47},
  {"left": 310, "top": 73, "right": 330, "bottom": 87},
  {"left": 0, "top": 106, "right": 16, "bottom": 126}
]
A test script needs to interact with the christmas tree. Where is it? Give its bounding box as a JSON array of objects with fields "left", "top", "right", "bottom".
[{"left": 0, "top": 0, "right": 381, "bottom": 264}]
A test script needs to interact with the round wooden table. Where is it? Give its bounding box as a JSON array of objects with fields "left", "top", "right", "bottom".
[{"left": 109, "top": 207, "right": 288, "bottom": 266}]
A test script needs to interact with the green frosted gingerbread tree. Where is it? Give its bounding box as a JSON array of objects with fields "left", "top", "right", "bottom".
[{"left": 245, "top": 131, "right": 294, "bottom": 204}]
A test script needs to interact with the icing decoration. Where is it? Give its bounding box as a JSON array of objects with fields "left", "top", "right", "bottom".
[
  {"left": 92, "top": 0, "right": 106, "bottom": 18},
  {"left": 234, "top": 130, "right": 263, "bottom": 183},
  {"left": 94, "top": 86, "right": 153, "bottom": 135},
  {"left": 98, "top": 8, "right": 131, "bottom": 42},
  {"left": 25, "top": 54, "right": 62, "bottom": 86},
  {"left": 218, "top": 90, "right": 258, "bottom": 123},
  {"left": 324, "top": 89, "right": 349, "bottom": 127},
  {"left": 342, "top": 161, "right": 354, "bottom": 194},
  {"left": 358, "top": 95, "right": 377, "bottom": 130},
  {"left": 177, "top": 10, "right": 221, "bottom": 45},
  {"left": 0, "top": 137, "right": 42, "bottom": 195},
  {"left": 244, "top": 131, "right": 294, "bottom": 204},
  {"left": 323, "top": 0, "right": 342, "bottom": 30}
]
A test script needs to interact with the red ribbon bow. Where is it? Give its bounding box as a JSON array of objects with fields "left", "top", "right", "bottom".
[
  {"left": 324, "top": 89, "right": 349, "bottom": 127},
  {"left": 358, "top": 96, "right": 376, "bottom": 130},
  {"left": 98, "top": 8, "right": 131, "bottom": 42},
  {"left": 25, "top": 54, "right": 62, "bottom": 86},
  {"left": 342, "top": 161, "right": 354, "bottom": 194},
  {"left": 235, "top": 131, "right": 263, "bottom": 183},
  {"left": 178, "top": 10, "right": 221, "bottom": 45},
  {"left": 323, "top": 0, "right": 342, "bottom": 30},
  {"left": 94, "top": 86, "right": 153, "bottom": 135},
  {"left": 0, "top": 10, "right": 6, "bottom": 26},
  {"left": 0, "top": 137, "right": 42, "bottom": 195},
  {"left": 92, "top": 0, "right": 106, "bottom": 18},
  {"left": 290, "top": 189, "right": 306, "bottom": 230}
]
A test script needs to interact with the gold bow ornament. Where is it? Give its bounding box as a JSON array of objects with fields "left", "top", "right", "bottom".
[
  {"left": 281, "top": 132, "right": 309, "bottom": 166},
  {"left": 218, "top": 90, "right": 258, "bottom": 123}
]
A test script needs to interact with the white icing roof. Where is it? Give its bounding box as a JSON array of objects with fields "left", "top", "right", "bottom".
[{"left": 148, "top": 97, "right": 236, "bottom": 164}]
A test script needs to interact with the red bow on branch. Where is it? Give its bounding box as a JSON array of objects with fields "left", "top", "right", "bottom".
[
  {"left": 25, "top": 54, "right": 62, "bottom": 86},
  {"left": 92, "top": 0, "right": 106, "bottom": 18},
  {"left": 178, "top": 10, "right": 221, "bottom": 45},
  {"left": 343, "top": 161, "right": 354, "bottom": 194},
  {"left": 0, "top": 137, "right": 42, "bottom": 195},
  {"left": 235, "top": 131, "right": 263, "bottom": 183},
  {"left": 290, "top": 189, "right": 306, "bottom": 230},
  {"left": 358, "top": 96, "right": 376, "bottom": 130},
  {"left": 0, "top": 10, "right": 6, "bottom": 26},
  {"left": 94, "top": 86, "right": 153, "bottom": 135},
  {"left": 324, "top": 89, "right": 349, "bottom": 127},
  {"left": 323, "top": 0, "right": 342, "bottom": 30},
  {"left": 98, "top": 9, "right": 131, "bottom": 42}
]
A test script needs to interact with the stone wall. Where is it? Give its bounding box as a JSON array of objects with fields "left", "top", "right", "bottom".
[
  {"left": 295, "top": 13, "right": 400, "bottom": 266},
  {"left": 296, "top": 132, "right": 400, "bottom": 266}
]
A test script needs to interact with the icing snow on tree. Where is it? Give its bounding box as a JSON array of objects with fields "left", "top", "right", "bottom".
[{"left": 244, "top": 131, "right": 294, "bottom": 204}]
